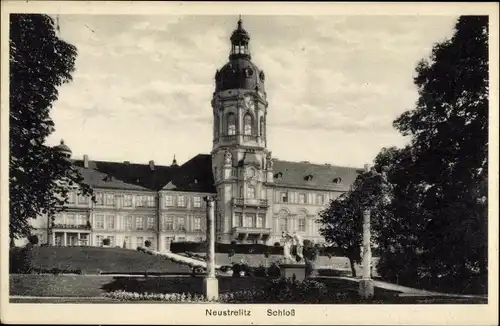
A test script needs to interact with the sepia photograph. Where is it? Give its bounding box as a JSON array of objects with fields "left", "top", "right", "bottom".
[{"left": 1, "top": 1, "right": 498, "bottom": 325}]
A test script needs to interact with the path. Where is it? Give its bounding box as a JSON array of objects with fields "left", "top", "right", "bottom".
[{"left": 337, "top": 276, "right": 487, "bottom": 299}]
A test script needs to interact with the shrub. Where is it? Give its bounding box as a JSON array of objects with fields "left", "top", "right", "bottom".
[
  {"left": 103, "top": 291, "right": 213, "bottom": 303},
  {"left": 102, "top": 238, "right": 110, "bottom": 246},
  {"left": 274, "top": 242, "right": 281, "bottom": 247},
  {"left": 145, "top": 240, "right": 152, "bottom": 248},
  {"left": 28, "top": 235, "right": 39, "bottom": 245}
]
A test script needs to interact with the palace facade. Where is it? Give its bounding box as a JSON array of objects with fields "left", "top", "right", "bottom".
[{"left": 22, "top": 19, "right": 362, "bottom": 250}]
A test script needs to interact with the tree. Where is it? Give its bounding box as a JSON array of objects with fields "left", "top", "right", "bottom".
[
  {"left": 9, "top": 14, "right": 94, "bottom": 241},
  {"left": 375, "top": 16, "right": 488, "bottom": 294},
  {"left": 319, "top": 169, "right": 388, "bottom": 277}
]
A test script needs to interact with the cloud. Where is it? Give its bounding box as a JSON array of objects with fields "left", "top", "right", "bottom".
[{"left": 46, "top": 14, "right": 458, "bottom": 167}]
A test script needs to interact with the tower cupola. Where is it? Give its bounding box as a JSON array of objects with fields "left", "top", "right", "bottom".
[{"left": 229, "top": 17, "right": 251, "bottom": 60}]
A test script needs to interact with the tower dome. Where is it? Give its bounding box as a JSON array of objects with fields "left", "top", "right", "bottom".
[
  {"left": 54, "top": 139, "right": 72, "bottom": 159},
  {"left": 215, "top": 17, "right": 265, "bottom": 93}
]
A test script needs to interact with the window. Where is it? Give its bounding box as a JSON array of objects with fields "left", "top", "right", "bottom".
[
  {"left": 177, "top": 236, "right": 186, "bottom": 242},
  {"left": 280, "top": 192, "right": 288, "bottom": 203},
  {"left": 235, "top": 213, "right": 242, "bottom": 227},
  {"left": 298, "top": 193, "right": 306, "bottom": 204},
  {"left": 177, "top": 195, "right": 185, "bottom": 207},
  {"left": 136, "top": 216, "right": 144, "bottom": 230},
  {"left": 175, "top": 217, "right": 185, "bottom": 231},
  {"left": 298, "top": 219, "right": 306, "bottom": 232},
  {"left": 123, "top": 194, "right": 133, "bottom": 207},
  {"left": 54, "top": 214, "right": 64, "bottom": 224},
  {"left": 124, "top": 236, "right": 132, "bottom": 249},
  {"left": 136, "top": 195, "right": 145, "bottom": 207},
  {"left": 147, "top": 237, "right": 156, "bottom": 249},
  {"left": 105, "top": 193, "right": 115, "bottom": 206},
  {"left": 124, "top": 216, "right": 133, "bottom": 230},
  {"left": 244, "top": 114, "right": 253, "bottom": 135},
  {"left": 227, "top": 113, "right": 236, "bottom": 135},
  {"left": 214, "top": 116, "right": 220, "bottom": 138},
  {"left": 257, "top": 214, "right": 264, "bottom": 228},
  {"left": 106, "top": 215, "right": 115, "bottom": 229},
  {"left": 247, "top": 186, "right": 255, "bottom": 199},
  {"left": 164, "top": 216, "right": 173, "bottom": 231},
  {"left": 259, "top": 117, "right": 264, "bottom": 137},
  {"left": 96, "top": 235, "right": 104, "bottom": 247},
  {"left": 147, "top": 217, "right": 155, "bottom": 230},
  {"left": 95, "top": 193, "right": 104, "bottom": 206},
  {"left": 165, "top": 195, "right": 174, "bottom": 207},
  {"left": 147, "top": 195, "right": 155, "bottom": 207},
  {"left": 279, "top": 218, "right": 288, "bottom": 232},
  {"left": 68, "top": 192, "right": 76, "bottom": 204},
  {"left": 77, "top": 194, "right": 88, "bottom": 205},
  {"left": 193, "top": 196, "right": 201, "bottom": 208},
  {"left": 95, "top": 215, "right": 104, "bottom": 229},
  {"left": 136, "top": 237, "right": 144, "bottom": 247},
  {"left": 76, "top": 213, "right": 85, "bottom": 226},
  {"left": 193, "top": 217, "right": 201, "bottom": 231},
  {"left": 316, "top": 194, "right": 324, "bottom": 205},
  {"left": 65, "top": 213, "right": 75, "bottom": 226},
  {"left": 107, "top": 236, "right": 115, "bottom": 247},
  {"left": 244, "top": 214, "right": 254, "bottom": 228}
]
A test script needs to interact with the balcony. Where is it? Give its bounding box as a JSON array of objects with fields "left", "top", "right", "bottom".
[
  {"left": 52, "top": 223, "right": 92, "bottom": 230},
  {"left": 231, "top": 227, "right": 271, "bottom": 241},
  {"left": 232, "top": 198, "right": 269, "bottom": 208},
  {"left": 242, "top": 135, "right": 258, "bottom": 142},
  {"left": 220, "top": 135, "right": 237, "bottom": 142}
]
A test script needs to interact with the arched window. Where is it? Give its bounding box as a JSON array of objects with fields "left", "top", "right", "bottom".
[
  {"left": 244, "top": 113, "right": 253, "bottom": 135},
  {"left": 259, "top": 117, "right": 264, "bottom": 137},
  {"left": 227, "top": 113, "right": 236, "bottom": 135}
]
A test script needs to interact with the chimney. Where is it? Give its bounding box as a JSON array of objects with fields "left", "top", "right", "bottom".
[
  {"left": 149, "top": 160, "right": 155, "bottom": 171},
  {"left": 83, "top": 154, "right": 89, "bottom": 168},
  {"left": 364, "top": 164, "right": 371, "bottom": 172}
]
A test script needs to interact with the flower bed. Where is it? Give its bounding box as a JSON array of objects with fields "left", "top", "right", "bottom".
[{"left": 101, "top": 277, "right": 364, "bottom": 303}]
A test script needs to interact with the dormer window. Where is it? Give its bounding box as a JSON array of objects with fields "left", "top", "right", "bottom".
[
  {"left": 304, "top": 174, "right": 313, "bottom": 181},
  {"left": 333, "top": 177, "right": 343, "bottom": 184},
  {"left": 274, "top": 172, "right": 283, "bottom": 180}
]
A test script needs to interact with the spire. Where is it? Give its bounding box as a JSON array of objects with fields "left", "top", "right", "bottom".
[
  {"left": 172, "top": 154, "right": 179, "bottom": 167},
  {"left": 229, "top": 16, "right": 251, "bottom": 60}
]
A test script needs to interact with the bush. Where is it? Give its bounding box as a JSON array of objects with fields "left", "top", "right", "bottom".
[
  {"left": 103, "top": 291, "right": 213, "bottom": 302},
  {"left": 102, "top": 238, "right": 110, "bottom": 246},
  {"left": 28, "top": 235, "right": 39, "bottom": 245},
  {"left": 274, "top": 242, "right": 281, "bottom": 247},
  {"left": 9, "top": 246, "right": 34, "bottom": 274},
  {"left": 145, "top": 240, "right": 152, "bottom": 248}
]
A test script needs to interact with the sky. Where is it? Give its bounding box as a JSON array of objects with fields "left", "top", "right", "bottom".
[{"left": 46, "top": 15, "right": 459, "bottom": 168}]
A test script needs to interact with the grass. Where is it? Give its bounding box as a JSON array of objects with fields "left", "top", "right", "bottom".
[{"left": 11, "top": 246, "right": 192, "bottom": 274}]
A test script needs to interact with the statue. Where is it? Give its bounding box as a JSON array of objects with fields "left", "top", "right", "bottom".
[
  {"left": 281, "top": 231, "right": 304, "bottom": 263},
  {"left": 266, "top": 151, "right": 273, "bottom": 169},
  {"left": 224, "top": 150, "right": 232, "bottom": 165},
  {"left": 259, "top": 70, "right": 265, "bottom": 82}
]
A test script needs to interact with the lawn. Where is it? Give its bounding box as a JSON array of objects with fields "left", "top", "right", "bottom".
[{"left": 11, "top": 246, "right": 192, "bottom": 274}]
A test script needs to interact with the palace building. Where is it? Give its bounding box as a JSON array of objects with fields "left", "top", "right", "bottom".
[{"left": 23, "top": 19, "right": 362, "bottom": 250}]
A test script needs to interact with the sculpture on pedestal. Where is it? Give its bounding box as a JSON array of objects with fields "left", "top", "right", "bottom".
[
  {"left": 224, "top": 150, "right": 232, "bottom": 165},
  {"left": 281, "top": 231, "right": 304, "bottom": 263},
  {"left": 266, "top": 151, "right": 273, "bottom": 169}
]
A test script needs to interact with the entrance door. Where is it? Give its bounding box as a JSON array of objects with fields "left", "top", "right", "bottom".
[
  {"left": 67, "top": 233, "right": 78, "bottom": 246},
  {"left": 165, "top": 237, "right": 174, "bottom": 251}
]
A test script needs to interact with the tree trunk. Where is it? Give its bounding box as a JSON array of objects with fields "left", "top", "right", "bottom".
[
  {"left": 10, "top": 237, "right": 15, "bottom": 248},
  {"left": 348, "top": 256, "right": 357, "bottom": 277}
]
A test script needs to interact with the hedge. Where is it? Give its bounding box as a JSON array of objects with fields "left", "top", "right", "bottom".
[{"left": 169, "top": 241, "right": 357, "bottom": 256}]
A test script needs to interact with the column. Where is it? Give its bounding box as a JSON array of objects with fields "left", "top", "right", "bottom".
[
  {"left": 63, "top": 232, "right": 67, "bottom": 247},
  {"left": 358, "top": 208, "right": 374, "bottom": 299},
  {"left": 77, "top": 232, "right": 80, "bottom": 246},
  {"left": 52, "top": 232, "right": 56, "bottom": 246},
  {"left": 203, "top": 196, "right": 218, "bottom": 300}
]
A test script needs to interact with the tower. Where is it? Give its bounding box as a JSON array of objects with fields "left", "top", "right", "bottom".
[{"left": 211, "top": 18, "right": 274, "bottom": 244}]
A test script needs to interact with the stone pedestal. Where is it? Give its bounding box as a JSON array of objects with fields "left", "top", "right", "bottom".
[
  {"left": 279, "top": 263, "right": 306, "bottom": 282},
  {"left": 203, "top": 277, "right": 219, "bottom": 301},
  {"left": 358, "top": 279, "right": 374, "bottom": 299}
]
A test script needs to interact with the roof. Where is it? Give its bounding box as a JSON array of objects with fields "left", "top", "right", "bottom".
[
  {"left": 272, "top": 160, "right": 362, "bottom": 191},
  {"left": 161, "top": 154, "right": 216, "bottom": 193},
  {"left": 71, "top": 154, "right": 361, "bottom": 193},
  {"left": 72, "top": 159, "right": 173, "bottom": 191}
]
